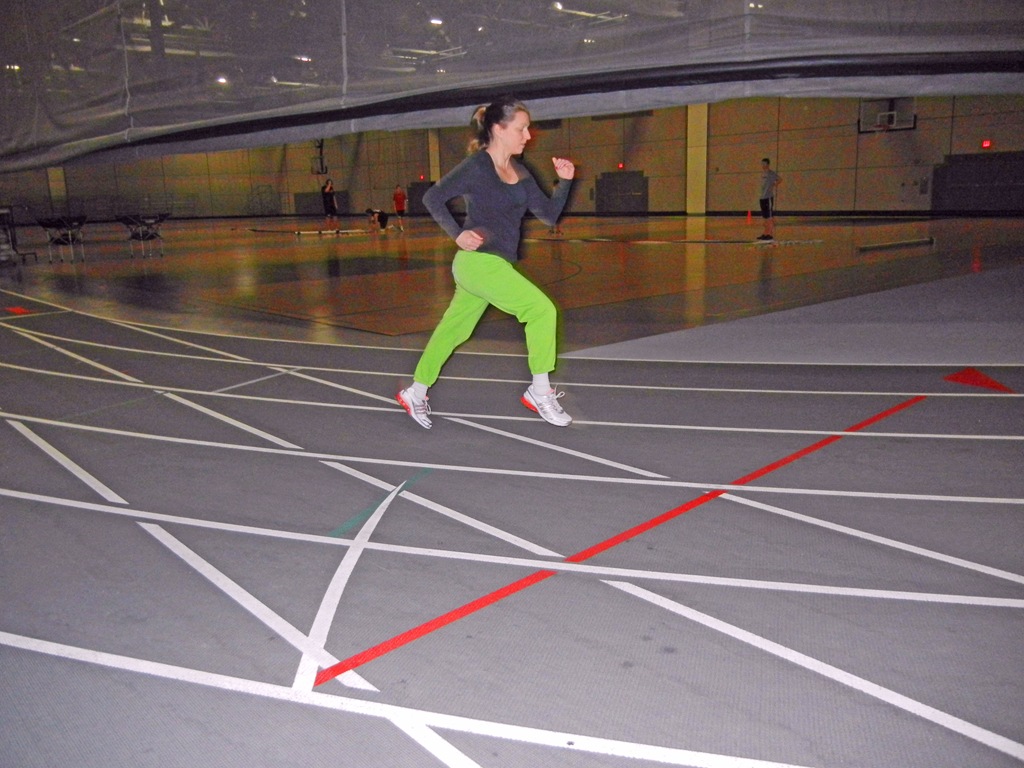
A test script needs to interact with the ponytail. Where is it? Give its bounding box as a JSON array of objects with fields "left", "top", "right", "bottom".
[{"left": 467, "top": 96, "right": 528, "bottom": 153}]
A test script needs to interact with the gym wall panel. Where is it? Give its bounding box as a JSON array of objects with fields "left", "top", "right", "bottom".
[
  {"left": 247, "top": 146, "right": 287, "bottom": 175},
  {"left": 64, "top": 164, "right": 118, "bottom": 198},
  {"left": 953, "top": 94, "right": 1024, "bottom": 116},
  {"left": 285, "top": 145, "right": 316, "bottom": 174},
  {"left": 530, "top": 120, "right": 571, "bottom": 151},
  {"left": 780, "top": 168, "right": 857, "bottom": 211},
  {"left": 710, "top": 98, "right": 780, "bottom": 137},
  {"left": 854, "top": 165, "right": 928, "bottom": 211},
  {"left": 208, "top": 173, "right": 251, "bottom": 199},
  {"left": 880, "top": 121, "right": 950, "bottom": 169},
  {"left": 708, "top": 131, "right": 780, "bottom": 175},
  {"left": 113, "top": 175, "right": 167, "bottom": 203},
  {"left": 706, "top": 167, "right": 762, "bottom": 212},
  {"left": 436, "top": 126, "right": 469, "bottom": 176},
  {"left": 777, "top": 125, "right": 857, "bottom": 172},
  {"left": 573, "top": 145, "right": 627, "bottom": 181},
  {"left": 573, "top": 117, "right": 623, "bottom": 148},
  {"left": 648, "top": 175, "right": 686, "bottom": 213},
  {"left": 163, "top": 154, "right": 210, "bottom": 178},
  {"left": 915, "top": 97, "right": 954, "bottom": 121},
  {"left": 0, "top": 170, "right": 51, "bottom": 222},
  {"left": 779, "top": 98, "right": 852, "bottom": 131},
  {"left": 627, "top": 141, "right": 681, "bottom": 179},
  {"left": 206, "top": 150, "right": 249, "bottom": 176},
  {"left": 7, "top": 95, "right": 1024, "bottom": 219},
  {"left": 950, "top": 110, "right": 1024, "bottom": 155},
  {"left": 650, "top": 107, "right": 688, "bottom": 142}
]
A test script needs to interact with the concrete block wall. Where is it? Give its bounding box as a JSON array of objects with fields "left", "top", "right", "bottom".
[
  {"left": 1, "top": 95, "right": 1022, "bottom": 220},
  {"left": 707, "top": 95, "right": 1024, "bottom": 213}
]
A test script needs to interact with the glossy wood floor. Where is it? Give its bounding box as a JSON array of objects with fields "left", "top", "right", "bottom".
[{"left": 6, "top": 214, "right": 1022, "bottom": 351}]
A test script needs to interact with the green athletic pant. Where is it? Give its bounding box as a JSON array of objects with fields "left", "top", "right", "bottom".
[{"left": 414, "top": 250, "right": 557, "bottom": 386}]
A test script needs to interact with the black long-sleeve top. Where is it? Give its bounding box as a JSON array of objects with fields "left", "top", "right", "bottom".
[{"left": 422, "top": 150, "right": 572, "bottom": 262}]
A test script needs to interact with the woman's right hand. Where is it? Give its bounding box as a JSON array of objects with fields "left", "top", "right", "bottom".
[{"left": 456, "top": 229, "right": 484, "bottom": 251}]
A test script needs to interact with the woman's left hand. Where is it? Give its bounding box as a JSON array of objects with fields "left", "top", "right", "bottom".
[{"left": 552, "top": 157, "right": 575, "bottom": 180}]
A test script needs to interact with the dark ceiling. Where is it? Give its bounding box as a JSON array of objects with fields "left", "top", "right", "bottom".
[{"left": 1, "top": 0, "right": 1022, "bottom": 171}]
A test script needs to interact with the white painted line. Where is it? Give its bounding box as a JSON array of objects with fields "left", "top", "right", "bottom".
[
  {"left": 0, "top": 290, "right": 421, "bottom": 352},
  {"left": 8, "top": 328, "right": 300, "bottom": 450},
  {"left": 322, "top": 462, "right": 561, "bottom": 557},
  {"left": 566, "top": 352, "right": 1024, "bottom": 369},
  {"left": 0, "top": 309, "right": 69, "bottom": 323},
  {"left": 2, "top": 415, "right": 1022, "bottom": 506},
  {"left": 10, "top": 328, "right": 143, "bottom": 382},
  {"left": 385, "top": 718, "right": 485, "bottom": 768},
  {"left": 214, "top": 369, "right": 298, "bottom": 393},
  {"left": 570, "top": 421, "right": 1024, "bottom": 440},
  {"left": 607, "top": 581, "right": 1024, "bottom": 762},
  {"left": 139, "top": 523, "right": 376, "bottom": 692},
  {"left": 0, "top": 630, "right": 822, "bottom": 768},
  {"left": 5, "top": 363, "right": 1024, "bottom": 437},
  {"left": 6, "top": 420, "right": 128, "bottom": 504},
  {"left": 6, "top": 486, "right": 1020, "bottom": 609},
  {"left": 4, "top": 288, "right": 1023, "bottom": 370},
  {"left": 446, "top": 417, "right": 668, "bottom": 478},
  {"left": 158, "top": 391, "right": 304, "bottom": 449},
  {"left": 107, "top": 319, "right": 253, "bottom": 360},
  {"left": 273, "top": 367, "right": 398, "bottom": 405},
  {"left": 721, "top": 493, "right": 1024, "bottom": 586},
  {"left": 558, "top": 379, "right": 1023, "bottom": 398},
  {"left": 4, "top": 353, "right": 1022, "bottom": 399},
  {"left": 292, "top": 482, "right": 404, "bottom": 690}
]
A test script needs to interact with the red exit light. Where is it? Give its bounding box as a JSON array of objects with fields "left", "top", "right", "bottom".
[{"left": 981, "top": 139, "right": 993, "bottom": 149}]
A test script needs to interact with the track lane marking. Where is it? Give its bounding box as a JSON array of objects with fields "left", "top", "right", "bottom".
[
  {"left": 0, "top": 630, "right": 818, "bottom": 768},
  {"left": 292, "top": 482, "right": 405, "bottom": 690},
  {"left": 1, "top": 414, "right": 1021, "bottom": 505},
  {"left": 314, "top": 397, "right": 930, "bottom": 684},
  {"left": 6, "top": 486, "right": 1016, "bottom": 607},
  {"left": 6, "top": 419, "right": 128, "bottom": 504},
  {"left": 721, "top": 493, "right": 1024, "bottom": 585},
  {"left": 610, "top": 582, "right": 1024, "bottom": 762},
  {"left": 446, "top": 417, "right": 668, "bottom": 477},
  {"left": 141, "top": 523, "right": 377, "bottom": 692}
]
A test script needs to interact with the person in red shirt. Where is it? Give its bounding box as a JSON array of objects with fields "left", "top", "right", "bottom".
[{"left": 392, "top": 185, "right": 406, "bottom": 232}]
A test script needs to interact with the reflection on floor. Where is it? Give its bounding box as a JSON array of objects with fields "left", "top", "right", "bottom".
[{"left": 4, "top": 215, "right": 1023, "bottom": 350}]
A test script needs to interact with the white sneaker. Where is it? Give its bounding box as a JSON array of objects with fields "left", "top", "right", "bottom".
[
  {"left": 397, "top": 387, "right": 431, "bottom": 429},
  {"left": 521, "top": 387, "right": 572, "bottom": 427}
]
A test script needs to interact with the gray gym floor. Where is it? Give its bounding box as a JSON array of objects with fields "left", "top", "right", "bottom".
[{"left": 1, "top": 216, "right": 1022, "bottom": 767}]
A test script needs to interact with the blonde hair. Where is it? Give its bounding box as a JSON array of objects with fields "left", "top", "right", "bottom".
[{"left": 468, "top": 96, "right": 528, "bottom": 153}]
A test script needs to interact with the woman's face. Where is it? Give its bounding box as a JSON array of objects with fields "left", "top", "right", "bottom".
[{"left": 493, "top": 110, "right": 531, "bottom": 155}]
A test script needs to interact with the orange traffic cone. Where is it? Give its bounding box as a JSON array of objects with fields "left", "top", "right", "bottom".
[{"left": 746, "top": 210, "right": 752, "bottom": 224}]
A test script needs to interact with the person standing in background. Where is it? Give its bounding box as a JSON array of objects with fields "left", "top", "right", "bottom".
[
  {"left": 392, "top": 185, "right": 407, "bottom": 232},
  {"left": 321, "top": 178, "right": 338, "bottom": 219},
  {"left": 395, "top": 96, "right": 575, "bottom": 430},
  {"left": 758, "top": 158, "right": 781, "bottom": 240}
]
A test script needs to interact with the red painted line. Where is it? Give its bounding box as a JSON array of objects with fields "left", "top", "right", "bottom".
[
  {"left": 314, "top": 569, "right": 557, "bottom": 686},
  {"left": 314, "top": 395, "right": 926, "bottom": 686},
  {"left": 945, "top": 368, "right": 1015, "bottom": 394},
  {"left": 730, "top": 395, "right": 927, "bottom": 486},
  {"left": 565, "top": 491, "right": 725, "bottom": 563}
]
